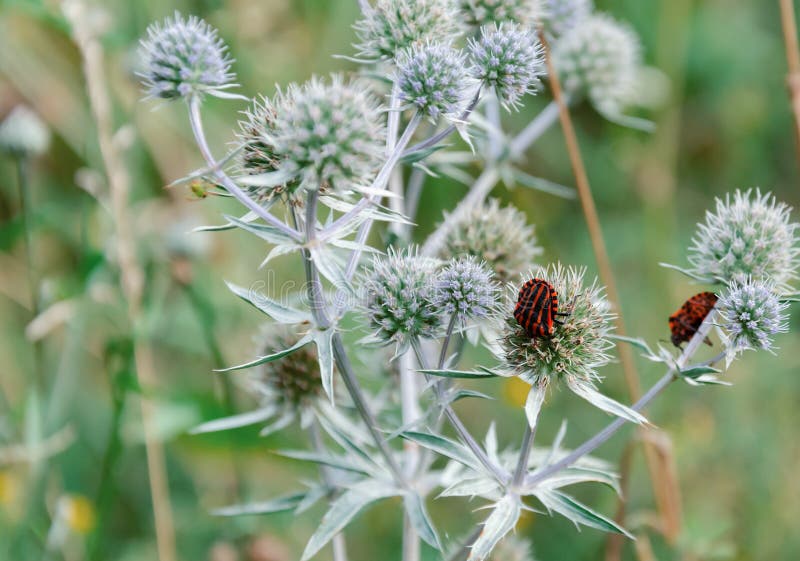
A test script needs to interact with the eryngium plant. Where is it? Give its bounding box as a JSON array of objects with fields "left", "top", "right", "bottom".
[
  {"left": 460, "top": 0, "right": 543, "bottom": 27},
  {"left": 541, "top": 0, "right": 593, "bottom": 40},
  {"left": 138, "top": 7, "right": 795, "bottom": 561}
]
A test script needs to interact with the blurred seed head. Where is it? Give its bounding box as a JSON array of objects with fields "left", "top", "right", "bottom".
[
  {"left": 553, "top": 13, "right": 641, "bottom": 115},
  {"left": 541, "top": 0, "right": 593, "bottom": 40},
  {"left": 718, "top": 278, "right": 789, "bottom": 354},
  {"left": 688, "top": 189, "right": 800, "bottom": 291},
  {"left": 468, "top": 23, "right": 545, "bottom": 110},
  {"left": 354, "top": 0, "right": 464, "bottom": 61},
  {"left": 397, "top": 42, "right": 474, "bottom": 120},
  {"left": 269, "top": 75, "right": 385, "bottom": 193},
  {"left": 460, "top": 0, "right": 544, "bottom": 27},
  {"left": 363, "top": 247, "right": 443, "bottom": 344},
  {"left": 254, "top": 326, "right": 323, "bottom": 410},
  {"left": 434, "top": 256, "right": 500, "bottom": 322},
  {"left": 440, "top": 198, "right": 542, "bottom": 283},
  {"left": 0, "top": 106, "right": 50, "bottom": 158},
  {"left": 501, "top": 264, "right": 614, "bottom": 386},
  {"left": 138, "top": 12, "right": 236, "bottom": 100}
]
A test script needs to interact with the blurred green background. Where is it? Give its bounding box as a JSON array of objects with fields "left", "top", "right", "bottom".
[{"left": 1, "top": 0, "right": 799, "bottom": 560}]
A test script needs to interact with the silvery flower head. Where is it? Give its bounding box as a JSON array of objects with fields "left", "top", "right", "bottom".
[
  {"left": 363, "top": 247, "right": 443, "bottom": 347},
  {"left": 255, "top": 326, "right": 323, "bottom": 411},
  {"left": 717, "top": 278, "right": 789, "bottom": 354},
  {"left": 460, "top": 0, "right": 544, "bottom": 27},
  {"left": 138, "top": 12, "right": 236, "bottom": 100},
  {"left": 468, "top": 23, "right": 545, "bottom": 110},
  {"left": 688, "top": 189, "right": 800, "bottom": 291},
  {"left": 541, "top": 0, "right": 593, "bottom": 40},
  {"left": 500, "top": 264, "right": 614, "bottom": 387},
  {"left": 354, "top": 0, "right": 464, "bottom": 61},
  {"left": 553, "top": 13, "right": 641, "bottom": 115},
  {"left": 269, "top": 75, "right": 385, "bottom": 193},
  {"left": 235, "top": 95, "right": 301, "bottom": 205},
  {"left": 0, "top": 106, "right": 50, "bottom": 158},
  {"left": 396, "top": 42, "right": 474, "bottom": 121},
  {"left": 434, "top": 256, "right": 500, "bottom": 323},
  {"left": 440, "top": 198, "right": 542, "bottom": 283}
]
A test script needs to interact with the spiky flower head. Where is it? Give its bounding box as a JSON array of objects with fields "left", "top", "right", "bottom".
[
  {"left": 688, "top": 189, "right": 800, "bottom": 291},
  {"left": 501, "top": 264, "right": 613, "bottom": 386},
  {"left": 541, "top": 0, "right": 593, "bottom": 40},
  {"left": 440, "top": 198, "right": 542, "bottom": 283},
  {"left": 138, "top": 12, "right": 236, "bottom": 100},
  {"left": 363, "top": 247, "right": 442, "bottom": 346},
  {"left": 267, "top": 75, "right": 385, "bottom": 193},
  {"left": 0, "top": 106, "right": 50, "bottom": 157},
  {"left": 254, "top": 327, "right": 323, "bottom": 410},
  {"left": 434, "top": 256, "right": 500, "bottom": 322},
  {"left": 354, "top": 0, "right": 464, "bottom": 61},
  {"left": 553, "top": 13, "right": 641, "bottom": 115},
  {"left": 397, "top": 42, "right": 474, "bottom": 120},
  {"left": 468, "top": 23, "right": 545, "bottom": 110},
  {"left": 235, "top": 96, "right": 301, "bottom": 205},
  {"left": 718, "top": 279, "right": 789, "bottom": 354},
  {"left": 460, "top": 0, "right": 543, "bottom": 27}
]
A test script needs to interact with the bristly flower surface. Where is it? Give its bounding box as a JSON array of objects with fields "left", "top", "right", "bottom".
[
  {"left": 541, "top": 0, "right": 593, "bottom": 40},
  {"left": 267, "top": 75, "right": 385, "bottom": 193},
  {"left": 460, "top": 0, "right": 544, "bottom": 27},
  {"left": 363, "top": 247, "right": 442, "bottom": 349},
  {"left": 0, "top": 106, "right": 50, "bottom": 158},
  {"left": 396, "top": 42, "right": 475, "bottom": 120},
  {"left": 138, "top": 12, "right": 236, "bottom": 100},
  {"left": 468, "top": 23, "right": 545, "bottom": 110},
  {"left": 688, "top": 189, "right": 800, "bottom": 291},
  {"left": 434, "top": 256, "right": 500, "bottom": 323},
  {"left": 717, "top": 278, "right": 789, "bottom": 354},
  {"left": 353, "top": 0, "right": 464, "bottom": 61},
  {"left": 440, "top": 198, "right": 542, "bottom": 283},
  {"left": 553, "top": 13, "right": 641, "bottom": 116}
]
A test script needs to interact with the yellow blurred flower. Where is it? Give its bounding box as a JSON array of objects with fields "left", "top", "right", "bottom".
[
  {"left": 62, "top": 495, "right": 96, "bottom": 534},
  {"left": 0, "top": 470, "right": 19, "bottom": 507},
  {"left": 503, "top": 377, "right": 530, "bottom": 407}
]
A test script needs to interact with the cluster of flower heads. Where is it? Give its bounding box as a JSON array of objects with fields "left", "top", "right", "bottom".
[
  {"left": 460, "top": 0, "right": 542, "bottom": 27},
  {"left": 353, "top": 0, "right": 464, "bottom": 61},
  {"left": 468, "top": 23, "right": 545, "bottom": 109},
  {"left": 362, "top": 248, "right": 500, "bottom": 348},
  {"left": 440, "top": 198, "right": 542, "bottom": 283},
  {"left": 138, "top": 12, "right": 236, "bottom": 100},
  {"left": 553, "top": 13, "right": 641, "bottom": 116},
  {"left": 541, "top": 0, "right": 593, "bottom": 40}
]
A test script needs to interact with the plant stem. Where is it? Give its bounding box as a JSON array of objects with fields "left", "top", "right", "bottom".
[
  {"left": 779, "top": 0, "right": 800, "bottom": 165},
  {"left": 508, "top": 101, "right": 560, "bottom": 156},
  {"left": 512, "top": 423, "right": 535, "bottom": 488},
  {"left": 402, "top": 90, "right": 482, "bottom": 157},
  {"left": 308, "top": 420, "right": 349, "bottom": 561},
  {"left": 437, "top": 314, "right": 458, "bottom": 369},
  {"left": 187, "top": 98, "right": 302, "bottom": 243}
]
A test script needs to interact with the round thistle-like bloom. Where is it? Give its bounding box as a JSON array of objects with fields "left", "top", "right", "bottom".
[
  {"left": 541, "top": 0, "right": 593, "bottom": 40},
  {"left": 460, "top": 0, "right": 543, "bottom": 27},
  {"left": 0, "top": 106, "right": 50, "bottom": 157},
  {"left": 688, "top": 189, "right": 800, "bottom": 290},
  {"left": 553, "top": 13, "right": 641, "bottom": 115},
  {"left": 363, "top": 248, "right": 443, "bottom": 345},
  {"left": 354, "top": 0, "right": 463, "bottom": 61},
  {"left": 434, "top": 256, "right": 500, "bottom": 322},
  {"left": 717, "top": 279, "right": 789, "bottom": 353},
  {"left": 138, "top": 12, "right": 236, "bottom": 100},
  {"left": 255, "top": 327, "right": 323, "bottom": 410},
  {"left": 440, "top": 199, "right": 542, "bottom": 283},
  {"left": 268, "top": 75, "right": 385, "bottom": 192},
  {"left": 397, "top": 42, "right": 474, "bottom": 120},
  {"left": 501, "top": 264, "right": 614, "bottom": 386},
  {"left": 235, "top": 96, "right": 301, "bottom": 205},
  {"left": 468, "top": 23, "right": 545, "bottom": 110}
]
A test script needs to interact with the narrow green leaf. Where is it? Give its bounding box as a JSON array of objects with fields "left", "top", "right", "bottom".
[
  {"left": 567, "top": 379, "right": 647, "bottom": 425},
  {"left": 212, "top": 491, "right": 306, "bottom": 516},
  {"left": 610, "top": 334, "right": 654, "bottom": 356},
  {"left": 313, "top": 329, "right": 335, "bottom": 403},
  {"left": 403, "top": 492, "right": 442, "bottom": 550},
  {"left": 468, "top": 495, "right": 522, "bottom": 561},
  {"left": 399, "top": 431, "right": 481, "bottom": 471},
  {"left": 274, "top": 450, "right": 369, "bottom": 475},
  {"left": 190, "top": 407, "right": 276, "bottom": 434},
  {"left": 225, "top": 281, "right": 311, "bottom": 324},
  {"left": 224, "top": 214, "right": 295, "bottom": 245},
  {"left": 418, "top": 369, "right": 497, "bottom": 379},
  {"left": 215, "top": 335, "right": 312, "bottom": 372},
  {"left": 657, "top": 262, "right": 715, "bottom": 283},
  {"left": 680, "top": 364, "right": 722, "bottom": 379},
  {"left": 537, "top": 490, "right": 633, "bottom": 538}
]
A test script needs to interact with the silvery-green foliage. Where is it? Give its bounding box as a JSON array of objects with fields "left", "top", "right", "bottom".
[
  {"left": 541, "top": 0, "right": 593, "bottom": 40},
  {"left": 138, "top": 12, "right": 236, "bottom": 100},
  {"left": 553, "top": 13, "right": 641, "bottom": 116},
  {"left": 434, "top": 256, "right": 500, "bottom": 322},
  {"left": 0, "top": 105, "right": 50, "bottom": 157},
  {"left": 440, "top": 198, "right": 542, "bottom": 283},
  {"left": 688, "top": 189, "right": 800, "bottom": 290},
  {"left": 353, "top": 0, "right": 464, "bottom": 61},
  {"left": 363, "top": 248, "right": 442, "bottom": 346},
  {"left": 468, "top": 23, "right": 545, "bottom": 110},
  {"left": 718, "top": 278, "right": 789, "bottom": 354},
  {"left": 460, "top": 0, "right": 544, "bottom": 27},
  {"left": 396, "top": 42, "right": 474, "bottom": 120},
  {"left": 488, "top": 536, "right": 536, "bottom": 561},
  {"left": 267, "top": 75, "right": 386, "bottom": 193}
]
